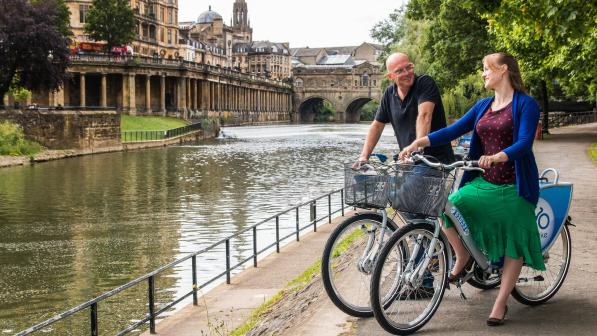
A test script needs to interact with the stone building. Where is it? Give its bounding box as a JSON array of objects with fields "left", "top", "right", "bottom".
[
  {"left": 244, "top": 41, "right": 292, "bottom": 80},
  {"left": 181, "top": 0, "right": 253, "bottom": 69},
  {"left": 65, "top": 0, "right": 180, "bottom": 58},
  {"left": 290, "top": 42, "right": 384, "bottom": 122},
  {"left": 178, "top": 31, "right": 227, "bottom": 67},
  {"left": 290, "top": 42, "right": 383, "bottom": 66}
]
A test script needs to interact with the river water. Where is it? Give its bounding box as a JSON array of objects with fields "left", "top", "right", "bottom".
[{"left": 0, "top": 124, "right": 397, "bottom": 334}]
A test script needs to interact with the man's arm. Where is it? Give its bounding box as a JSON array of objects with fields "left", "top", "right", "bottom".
[
  {"left": 416, "top": 101, "right": 434, "bottom": 139},
  {"left": 358, "top": 120, "right": 386, "bottom": 161}
]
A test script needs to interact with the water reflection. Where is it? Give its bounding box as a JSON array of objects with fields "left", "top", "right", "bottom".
[{"left": 0, "top": 123, "right": 396, "bottom": 334}]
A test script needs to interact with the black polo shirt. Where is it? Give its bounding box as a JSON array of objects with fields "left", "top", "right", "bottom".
[{"left": 375, "top": 75, "right": 454, "bottom": 163}]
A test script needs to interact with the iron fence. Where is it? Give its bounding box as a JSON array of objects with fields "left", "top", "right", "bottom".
[
  {"left": 16, "top": 189, "right": 347, "bottom": 336},
  {"left": 121, "top": 122, "right": 202, "bottom": 143},
  {"left": 548, "top": 110, "right": 597, "bottom": 128}
]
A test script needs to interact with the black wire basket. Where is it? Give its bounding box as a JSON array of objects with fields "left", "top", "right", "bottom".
[
  {"left": 344, "top": 163, "right": 389, "bottom": 209},
  {"left": 389, "top": 164, "right": 455, "bottom": 217}
]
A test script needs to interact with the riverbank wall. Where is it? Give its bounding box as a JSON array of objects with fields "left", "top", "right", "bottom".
[{"left": 0, "top": 109, "right": 219, "bottom": 168}]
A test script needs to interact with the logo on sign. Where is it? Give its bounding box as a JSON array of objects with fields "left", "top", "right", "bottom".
[
  {"left": 535, "top": 198, "right": 554, "bottom": 249},
  {"left": 451, "top": 207, "right": 470, "bottom": 236}
]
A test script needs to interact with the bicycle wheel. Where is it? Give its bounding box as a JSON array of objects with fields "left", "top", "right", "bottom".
[
  {"left": 371, "top": 223, "right": 449, "bottom": 335},
  {"left": 512, "top": 224, "right": 572, "bottom": 305},
  {"left": 467, "top": 264, "right": 501, "bottom": 290},
  {"left": 321, "top": 212, "right": 397, "bottom": 317}
]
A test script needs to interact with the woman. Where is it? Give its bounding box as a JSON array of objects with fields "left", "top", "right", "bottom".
[{"left": 399, "top": 52, "right": 545, "bottom": 326}]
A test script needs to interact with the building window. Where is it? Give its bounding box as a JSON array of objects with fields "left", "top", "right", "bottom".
[
  {"left": 168, "top": 10, "right": 173, "bottom": 24},
  {"left": 167, "top": 30, "right": 172, "bottom": 44},
  {"left": 79, "top": 4, "right": 90, "bottom": 23},
  {"left": 161, "top": 8, "right": 165, "bottom": 22}
]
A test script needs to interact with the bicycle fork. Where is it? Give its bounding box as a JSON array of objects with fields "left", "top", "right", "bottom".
[{"left": 357, "top": 210, "right": 389, "bottom": 274}]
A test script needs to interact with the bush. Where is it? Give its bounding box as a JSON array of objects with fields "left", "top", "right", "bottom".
[
  {"left": 442, "top": 73, "right": 491, "bottom": 122},
  {"left": 359, "top": 100, "right": 380, "bottom": 121},
  {"left": 0, "top": 121, "right": 43, "bottom": 156},
  {"left": 314, "top": 101, "right": 335, "bottom": 122}
]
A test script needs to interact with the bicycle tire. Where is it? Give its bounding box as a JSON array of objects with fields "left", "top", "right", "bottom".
[
  {"left": 511, "top": 224, "right": 572, "bottom": 305},
  {"left": 370, "top": 222, "right": 449, "bottom": 335},
  {"left": 321, "top": 212, "right": 397, "bottom": 317}
]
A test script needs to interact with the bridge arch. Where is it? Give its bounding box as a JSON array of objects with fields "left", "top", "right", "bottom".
[
  {"left": 298, "top": 96, "right": 337, "bottom": 122},
  {"left": 345, "top": 97, "right": 379, "bottom": 122}
]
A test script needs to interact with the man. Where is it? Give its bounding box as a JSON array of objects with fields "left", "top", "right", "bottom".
[
  {"left": 357, "top": 52, "right": 454, "bottom": 299},
  {"left": 358, "top": 52, "right": 454, "bottom": 163}
]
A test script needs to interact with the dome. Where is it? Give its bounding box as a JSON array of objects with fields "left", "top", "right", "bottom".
[{"left": 197, "top": 6, "right": 222, "bottom": 24}]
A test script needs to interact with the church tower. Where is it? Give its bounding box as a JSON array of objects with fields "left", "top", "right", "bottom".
[{"left": 233, "top": 0, "right": 250, "bottom": 31}]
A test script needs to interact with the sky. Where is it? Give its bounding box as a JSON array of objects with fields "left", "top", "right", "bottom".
[{"left": 178, "top": 0, "right": 406, "bottom": 48}]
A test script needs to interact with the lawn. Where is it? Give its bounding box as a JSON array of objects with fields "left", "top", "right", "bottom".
[{"left": 121, "top": 115, "right": 188, "bottom": 131}]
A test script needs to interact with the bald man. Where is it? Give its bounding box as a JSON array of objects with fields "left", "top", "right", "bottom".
[{"left": 358, "top": 53, "right": 454, "bottom": 163}]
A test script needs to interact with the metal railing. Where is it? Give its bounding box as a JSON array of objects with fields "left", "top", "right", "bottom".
[
  {"left": 548, "top": 110, "right": 597, "bottom": 128},
  {"left": 17, "top": 189, "right": 347, "bottom": 336},
  {"left": 121, "top": 122, "right": 202, "bottom": 142}
]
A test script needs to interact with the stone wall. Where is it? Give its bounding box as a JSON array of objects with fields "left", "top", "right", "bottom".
[{"left": 0, "top": 109, "right": 121, "bottom": 150}]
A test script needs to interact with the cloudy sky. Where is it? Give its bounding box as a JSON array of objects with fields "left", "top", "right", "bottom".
[{"left": 178, "top": 0, "right": 406, "bottom": 48}]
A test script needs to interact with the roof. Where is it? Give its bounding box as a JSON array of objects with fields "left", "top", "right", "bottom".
[
  {"left": 319, "top": 54, "right": 355, "bottom": 65},
  {"left": 290, "top": 47, "right": 325, "bottom": 57},
  {"left": 250, "top": 41, "right": 290, "bottom": 54},
  {"left": 197, "top": 6, "right": 222, "bottom": 24}
]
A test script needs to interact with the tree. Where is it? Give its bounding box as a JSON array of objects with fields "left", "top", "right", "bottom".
[
  {"left": 406, "top": 0, "right": 498, "bottom": 90},
  {"left": 0, "top": 0, "right": 71, "bottom": 106},
  {"left": 487, "top": 0, "right": 597, "bottom": 101},
  {"left": 84, "top": 0, "right": 136, "bottom": 52}
]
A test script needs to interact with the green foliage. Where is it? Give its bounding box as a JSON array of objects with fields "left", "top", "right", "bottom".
[
  {"left": 359, "top": 100, "right": 379, "bottom": 121},
  {"left": 0, "top": 0, "right": 71, "bottom": 105},
  {"left": 590, "top": 143, "right": 597, "bottom": 166},
  {"left": 84, "top": 0, "right": 136, "bottom": 50},
  {"left": 442, "top": 73, "right": 491, "bottom": 121},
  {"left": 372, "top": 0, "right": 595, "bottom": 104},
  {"left": 405, "top": 0, "right": 497, "bottom": 91},
  {"left": 0, "top": 121, "right": 42, "bottom": 156},
  {"left": 313, "top": 100, "right": 335, "bottom": 122},
  {"left": 8, "top": 85, "right": 31, "bottom": 104},
  {"left": 120, "top": 115, "right": 188, "bottom": 131},
  {"left": 371, "top": 7, "right": 407, "bottom": 63},
  {"left": 486, "top": 0, "right": 597, "bottom": 100}
]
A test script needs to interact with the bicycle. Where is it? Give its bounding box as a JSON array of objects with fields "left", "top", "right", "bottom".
[
  {"left": 369, "top": 154, "right": 573, "bottom": 335},
  {"left": 321, "top": 154, "right": 498, "bottom": 317},
  {"left": 321, "top": 154, "right": 401, "bottom": 317}
]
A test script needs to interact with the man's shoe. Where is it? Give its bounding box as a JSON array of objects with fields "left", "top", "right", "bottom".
[{"left": 398, "top": 287, "right": 435, "bottom": 300}]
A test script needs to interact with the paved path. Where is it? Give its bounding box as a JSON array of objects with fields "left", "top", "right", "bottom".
[
  {"left": 141, "top": 213, "right": 352, "bottom": 336},
  {"left": 146, "top": 123, "right": 597, "bottom": 336},
  {"left": 302, "top": 123, "right": 597, "bottom": 336}
]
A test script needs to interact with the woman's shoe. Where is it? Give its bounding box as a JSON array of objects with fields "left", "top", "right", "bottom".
[
  {"left": 448, "top": 258, "right": 473, "bottom": 284},
  {"left": 486, "top": 305, "right": 508, "bottom": 326}
]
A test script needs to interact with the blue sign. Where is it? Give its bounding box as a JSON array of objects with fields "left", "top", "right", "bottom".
[{"left": 536, "top": 183, "right": 573, "bottom": 252}]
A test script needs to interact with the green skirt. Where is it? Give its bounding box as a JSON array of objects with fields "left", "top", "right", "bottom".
[{"left": 443, "top": 177, "right": 546, "bottom": 270}]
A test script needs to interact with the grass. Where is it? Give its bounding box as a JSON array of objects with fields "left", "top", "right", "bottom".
[
  {"left": 0, "top": 121, "right": 43, "bottom": 156},
  {"left": 229, "top": 224, "right": 363, "bottom": 335},
  {"left": 120, "top": 115, "right": 188, "bottom": 132},
  {"left": 590, "top": 142, "right": 597, "bottom": 165}
]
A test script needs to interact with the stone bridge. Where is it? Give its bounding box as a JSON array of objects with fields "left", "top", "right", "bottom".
[
  {"left": 28, "top": 54, "right": 293, "bottom": 125},
  {"left": 292, "top": 62, "right": 383, "bottom": 122}
]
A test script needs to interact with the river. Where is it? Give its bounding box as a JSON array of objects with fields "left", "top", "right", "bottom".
[{"left": 0, "top": 123, "right": 397, "bottom": 334}]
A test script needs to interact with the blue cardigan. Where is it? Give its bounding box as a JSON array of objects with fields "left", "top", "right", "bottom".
[{"left": 428, "top": 91, "right": 541, "bottom": 205}]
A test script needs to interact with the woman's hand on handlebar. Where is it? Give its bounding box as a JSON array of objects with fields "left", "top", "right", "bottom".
[
  {"left": 398, "top": 144, "right": 419, "bottom": 161},
  {"left": 478, "top": 152, "right": 508, "bottom": 169}
]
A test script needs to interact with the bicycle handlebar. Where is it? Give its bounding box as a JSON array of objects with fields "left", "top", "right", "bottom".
[{"left": 411, "top": 153, "right": 484, "bottom": 173}]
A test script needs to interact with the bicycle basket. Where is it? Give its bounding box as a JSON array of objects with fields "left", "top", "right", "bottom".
[
  {"left": 389, "top": 164, "right": 455, "bottom": 217},
  {"left": 344, "top": 163, "right": 389, "bottom": 209}
]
